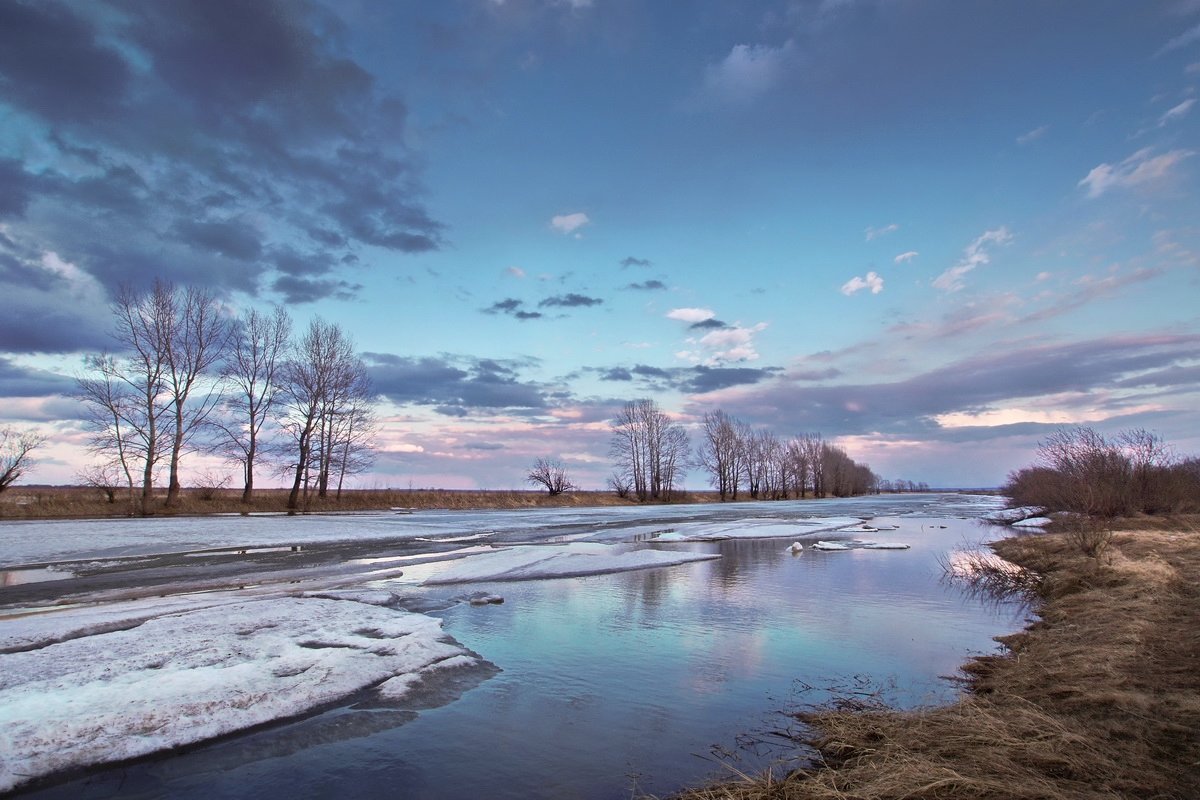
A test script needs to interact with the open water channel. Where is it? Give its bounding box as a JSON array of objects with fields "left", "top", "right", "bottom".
[{"left": 4, "top": 494, "right": 1025, "bottom": 799}]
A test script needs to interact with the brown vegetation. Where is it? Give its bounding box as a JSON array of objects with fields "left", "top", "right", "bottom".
[
  {"left": 0, "top": 485, "right": 719, "bottom": 519},
  {"left": 1004, "top": 427, "right": 1200, "bottom": 517},
  {"left": 667, "top": 521, "right": 1200, "bottom": 800}
]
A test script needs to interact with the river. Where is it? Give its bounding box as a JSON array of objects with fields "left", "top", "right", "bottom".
[{"left": 3, "top": 493, "right": 1023, "bottom": 799}]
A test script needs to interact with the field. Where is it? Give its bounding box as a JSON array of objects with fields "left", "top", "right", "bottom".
[{"left": 671, "top": 518, "right": 1200, "bottom": 800}]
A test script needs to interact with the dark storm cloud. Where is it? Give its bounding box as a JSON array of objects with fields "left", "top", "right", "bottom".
[
  {"left": 0, "top": 0, "right": 443, "bottom": 331},
  {"left": 619, "top": 256, "right": 651, "bottom": 268},
  {"left": 0, "top": 158, "right": 36, "bottom": 218},
  {"left": 538, "top": 293, "right": 603, "bottom": 308},
  {"left": 482, "top": 298, "right": 544, "bottom": 320},
  {"left": 365, "top": 353, "right": 551, "bottom": 413},
  {"left": 623, "top": 280, "right": 666, "bottom": 291},
  {"left": 272, "top": 275, "right": 361, "bottom": 304},
  {"left": 175, "top": 219, "right": 264, "bottom": 263},
  {"left": 0, "top": 2, "right": 130, "bottom": 123},
  {"left": 692, "top": 334, "right": 1200, "bottom": 438},
  {"left": 689, "top": 318, "right": 729, "bottom": 330},
  {"left": 0, "top": 357, "right": 74, "bottom": 397},
  {"left": 592, "top": 363, "right": 781, "bottom": 393}
]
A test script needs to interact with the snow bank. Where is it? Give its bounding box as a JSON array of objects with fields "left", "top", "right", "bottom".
[
  {"left": 650, "top": 517, "right": 865, "bottom": 542},
  {"left": 0, "top": 595, "right": 480, "bottom": 792},
  {"left": 1011, "top": 516, "right": 1053, "bottom": 528},
  {"left": 420, "top": 543, "right": 719, "bottom": 585},
  {"left": 981, "top": 506, "right": 1047, "bottom": 524}
]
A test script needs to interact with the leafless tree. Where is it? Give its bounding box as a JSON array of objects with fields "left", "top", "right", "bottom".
[
  {"left": 76, "top": 281, "right": 228, "bottom": 512},
  {"left": 77, "top": 284, "right": 175, "bottom": 515},
  {"left": 527, "top": 457, "right": 575, "bottom": 495},
  {"left": 162, "top": 284, "right": 229, "bottom": 506},
  {"left": 278, "top": 318, "right": 373, "bottom": 510},
  {"left": 0, "top": 426, "right": 46, "bottom": 494},
  {"left": 610, "top": 398, "right": 689, "bottom": 502},
  {"left": 696, "top": 410, "right": 745, "bottom": 501},
  {"left": 214, "top": 306, "right": 292, "bottom": 501}
]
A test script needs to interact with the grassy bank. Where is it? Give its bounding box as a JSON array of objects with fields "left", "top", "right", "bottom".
[
  {"left": 671, "top": 519, "right": 1200, "bottom": 800},
  {"left": 0, "top": 485, "right": 724, "bottom": 519}
]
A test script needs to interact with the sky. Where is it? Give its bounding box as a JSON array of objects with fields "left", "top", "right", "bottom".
[{"left": 2, "top": 0, "right": 1199, "bottom": 491}]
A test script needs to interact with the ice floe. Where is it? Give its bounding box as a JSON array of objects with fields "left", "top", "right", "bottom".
[
  {"left": 419, "top": 543, "right": 719, "bottom": 585},
  {"left": 812, "top": 540, "right": 911, "bottom": 551},
  {"left": 981, "top": 506, "right": 1047, "bottom": 524},
  {"left": 650, "top": 517, "right": 865, "bottom": 542},
  {"left": 0, "top": 594, "right": 481, "bottom": 793},
  {"left": 1011, "top": 516, "right": 1053, "bottom": 528}
]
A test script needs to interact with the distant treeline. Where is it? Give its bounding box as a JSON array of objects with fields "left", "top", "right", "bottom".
[{"left": 1004, "top": 427, "right": 1200, "bottom": 517}]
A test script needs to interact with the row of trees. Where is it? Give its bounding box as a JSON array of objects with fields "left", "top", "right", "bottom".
[
  {"left": 77, "top": 281, "right": 375, "bottom": 514},
  {"left": 694, "top": 410, "right": 877, "bottom": 500},
  {"left": 1003, "top": 427, "right": 1199, "bottom": 517},
  {"left": 602, "top": 401, "right": 879, "bottom": 503}
]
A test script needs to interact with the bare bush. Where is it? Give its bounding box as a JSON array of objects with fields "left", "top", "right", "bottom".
[
  {"left": 1003, "top": 426, "right": 1200, "bottom": 518},
  {"left": 526, "top": 458, "right": 574, "bottom": 496}
]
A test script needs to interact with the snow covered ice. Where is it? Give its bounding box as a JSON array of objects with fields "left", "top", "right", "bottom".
[
  {"left": 418, "top": 542, "right": 719, "bottom": 585},
  {"left": 0, "top": 593, "right": 479, "bottom": 793}
]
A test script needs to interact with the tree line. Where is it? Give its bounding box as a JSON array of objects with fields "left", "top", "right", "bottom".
[
  {"left": 603, "top": 400, "right": 879, "bottom": 502},
  {"left": 77, "top": 280, "right": 375, "bottom": 514}
]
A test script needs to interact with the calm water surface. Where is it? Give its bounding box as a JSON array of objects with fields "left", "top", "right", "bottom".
[{"left": 22, "top": 496, "right": 1024, "bottom": 799}]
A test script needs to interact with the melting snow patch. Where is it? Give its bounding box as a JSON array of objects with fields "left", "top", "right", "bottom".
[
  {"left": 0, "top": 595, "right": 480, "bottom": 792},
  {"left": 1011, "top": 516, "right": 1053, "bottom": 528},
  {"left": 420, "top": 542, "right": 718, "bottom": 585},
  {"left": 981, "top": 506, "right": 1046, "bottom": 524}
]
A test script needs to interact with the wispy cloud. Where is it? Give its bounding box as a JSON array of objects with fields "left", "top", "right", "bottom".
[
  {"left": 624, "top": 280, "right": 666, "bottom": 291},
  {"left": 893, "top": 251, "right": 919, "bottom": 264},
  {"left": 1159, "top": 98, "right": 1196, "bottom": 126},
  {"left": 505, "top": 266, "right": 526, "bottom": 278},
  {"left": 620, "top": 256, "right": 652, "bottom": 268},
  {"left": 865, "top": 223, "right": 899, "bottom": 241},
  {"left": 1158, "top": 22, "right": 1200, "bottom": 55},
  {"left": 1016, "top": 124, "right": 1049, "bottom": 145},
  {"left": 550, "top": 212, "right": 590, "bottom": 234},
  {"left": 699, "top": 41, "right": 795, "bottom": 106},
  {"left": 933, "top": 227, "right": 1012, "bottom": 293},
  {"left": 1078, "top": 148, "right": 1194, "bottom": 198},
  {"left": 841, "top": 271, "right": 884, "bottom": 295}
]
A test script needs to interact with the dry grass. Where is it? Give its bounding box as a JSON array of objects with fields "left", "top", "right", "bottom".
[
  {"left": 0, "top": 485, "right": 721, "bottom": 519},
  {"left": 668, "top": 519, "right": 1200, "bottom": 800}
]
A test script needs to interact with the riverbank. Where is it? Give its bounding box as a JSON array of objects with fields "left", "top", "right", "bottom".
[
  {"left": 0, "top": 486, "right": 690, "bottom": 519},
  {"left": 672, "top": 518, "right": 1200, "bottom": 799}
]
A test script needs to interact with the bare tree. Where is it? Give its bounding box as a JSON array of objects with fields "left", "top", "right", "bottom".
[
  {"left": 215, "top": 306, "right": 292, "bottom": 501},
  {"left": 0, "top": 426, "right": 46, "bottom": 494},
  {"left": 696, "top": 410, "right": 744, "bottom": 501},
  {"left": 77, "top": 285, "right": 175, "bottom": 515},
  {"left": 527, "top": 458, "right": 575, "bottom": 495},
  {"left": 610, "top": 398, "right": 689, "bottom": 502},
  {"left": 162, "top": 284, "right": 229, "bottom": 506},
  {"left": 278, "top": 318, "right": 372, "bottom": 510}
]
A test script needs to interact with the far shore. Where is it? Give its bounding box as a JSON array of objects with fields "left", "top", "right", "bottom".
[
  {"left": 668, "top": 516, "right": 1200, "bottom": 800},
  {"left": 0, "top": 485, "right": 995, "bottom": 522}
]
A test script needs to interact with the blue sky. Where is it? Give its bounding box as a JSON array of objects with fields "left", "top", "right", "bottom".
[{"left": 2, "top": 0, "right": 1199, "bottom": 490}]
